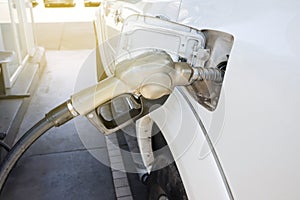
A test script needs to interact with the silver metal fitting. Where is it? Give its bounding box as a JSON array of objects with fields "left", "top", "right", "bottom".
[
  {"left": 192, "top": 67, "right": 224, "bottom": 83},
  {"left": 67, "top": 100, "right": 79, "bottom": 117}
]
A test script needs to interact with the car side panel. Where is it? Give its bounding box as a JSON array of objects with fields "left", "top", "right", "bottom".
[{"left": 178, "top": 0, "right": 300, "bottom": 199}]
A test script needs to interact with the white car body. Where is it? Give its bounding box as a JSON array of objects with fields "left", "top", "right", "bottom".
[{"left": 95, "top": 0, "right": 300, "bottom": 199}]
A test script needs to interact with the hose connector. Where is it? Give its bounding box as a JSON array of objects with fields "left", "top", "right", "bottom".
[{"left": 45, "top": 100, "right": 77, "bottom": 127}]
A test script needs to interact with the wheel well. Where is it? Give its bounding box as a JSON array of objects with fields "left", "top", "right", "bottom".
[
  {"left": 148, "top": 123, "right": 189, "bottom": 200},
  {"left": 150, "top": 122, "right": 176, "bottom": 169},
  {"left": 151, "top": 122, "right": 168, "bottom": 151}
]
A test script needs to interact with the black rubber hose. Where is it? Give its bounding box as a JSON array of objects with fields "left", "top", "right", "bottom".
[{"left": 0, "top": 100, "right": 76, "bottom": 191}]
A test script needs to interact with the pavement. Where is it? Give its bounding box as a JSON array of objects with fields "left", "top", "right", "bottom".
[
  {"left": 0, "top": 50, "right": 117, "bottom": 200},
  {"left": 35, "top": 22, "right": 96, "bottom": 50},
  {"left": 0, "top": 4, "right": 147, "bottom": 199}
]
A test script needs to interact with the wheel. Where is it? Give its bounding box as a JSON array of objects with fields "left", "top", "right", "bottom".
[
  {"left": 147, "top": 155, "right": 188, "bottom": 200},
  {"left": 147, "top": 125, "right": 188, "bottom": 200}
]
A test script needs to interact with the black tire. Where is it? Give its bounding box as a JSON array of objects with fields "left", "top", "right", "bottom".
[
  {"left": 147, "top": 155, "right": 188, "bottom": 200},
  {"left": 147, "top": 125, "right": 188, "bottom": 200}
]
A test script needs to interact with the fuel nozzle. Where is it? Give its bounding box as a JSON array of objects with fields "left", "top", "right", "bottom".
[
  {"left": 68, "top": 50, "right": 225, "bottom": 134},
  {"left": 70, "top": 51, "right": 190, "bottom": 116},
  {"left": 70, "top": 50, "right": 224, "bottom": 117}
]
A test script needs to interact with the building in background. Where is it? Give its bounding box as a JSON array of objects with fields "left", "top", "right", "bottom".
[
  {"left": 0, "top": 0, "right": 45, "bottom": 153},
  {"left": 0, "top": 0, "right": 40, "bottom": 96}
]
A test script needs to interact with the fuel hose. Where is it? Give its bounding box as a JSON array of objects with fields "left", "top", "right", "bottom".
[{"left": 0, "top": 100, "right": 77, "bottom": 191}]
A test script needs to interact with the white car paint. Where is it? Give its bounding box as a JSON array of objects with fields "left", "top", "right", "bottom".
[{"left": 174, "top": 0, "right": 300, "bottom": 199}]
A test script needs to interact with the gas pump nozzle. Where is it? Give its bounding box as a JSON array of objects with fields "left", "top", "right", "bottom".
[
  {"left": 70, "top": 51, "right": 194, "bottom": 116},
  {"left": 70, "top": 50, "right": 223, "bottom": 134}
]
